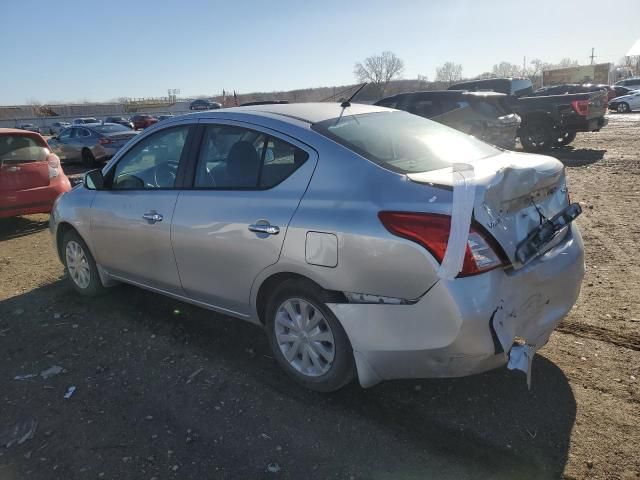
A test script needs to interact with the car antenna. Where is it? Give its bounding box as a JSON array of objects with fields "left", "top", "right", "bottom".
[{"left": 340, "top": 83, "right": 367, "bottom": 108}]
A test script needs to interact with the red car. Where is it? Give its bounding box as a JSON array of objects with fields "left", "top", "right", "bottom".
[
  {"left": 131, "top": 114, "right": 158, "bottom": 130},
  {"left": 0, "top": 128, "right": 71, "bottom": 218}
]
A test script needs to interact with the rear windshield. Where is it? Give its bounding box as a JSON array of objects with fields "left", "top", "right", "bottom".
[
  {"left": 93, "top": 124, "right": 130, "bottom": 133},
  {"left": 0, "top": 135, "right": 48, "bottom": 162},
  {"left": 311, "top": 111, "right": 499, "bottom": 174}
]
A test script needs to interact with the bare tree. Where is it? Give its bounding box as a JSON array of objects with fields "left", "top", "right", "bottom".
[
  {"left": 476, "top": 72, "right": 496, "bottom": 80},
  {"left": 354, "top": 51, "right": 404, "bottom": 98},
  {"left": 435, "top": 62, "right": 463, "bottom": 84},
  {"left": 619, "top": 55, "right": 640, "bottom": 75},
  {"left": 492, "top": 62, "right": 521, "bottom": 78},
  {"left": 417, "top": 74, "right": 429, "bottom": 89},
  {"left": 558, "top": 57, "right": 579, "bottom": 68},
  {"left": 26, "top": 98, "right": 43, "bottom": 116},
  {"left": 524, "top": 59, "right": 547, "bottom": 88}
]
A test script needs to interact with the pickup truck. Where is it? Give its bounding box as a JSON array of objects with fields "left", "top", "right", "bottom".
[{"left": 449, "top": 78, "right": 608, "bottom": 152}]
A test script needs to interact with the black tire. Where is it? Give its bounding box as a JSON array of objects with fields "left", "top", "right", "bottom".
[
  {"left": 556, "top": 131, "right": 577, "bottom": 147},
  {"left": 617, "top": 102, "right": 630, "bottom": 114},
  {"left": 82, "top": 148, "right": 96, "bottom": 168},
  {"left": 520, "top": 121, "right": 554, "bottom": 152},
  {"left": 265, "top": 279, "right": 356, "bottom": 392},
  {"left": 62, "top": 230, "right": 106, "bottom": 297}
]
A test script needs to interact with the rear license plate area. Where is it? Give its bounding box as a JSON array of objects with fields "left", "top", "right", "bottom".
[{"left": 515, "top": 203, "right": 582, "bottom": 265}]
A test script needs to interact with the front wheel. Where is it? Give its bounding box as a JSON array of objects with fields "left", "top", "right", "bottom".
[
  {"left": 265, "top": 280, "right": 355, "bottom": 392},
  {"left": 617, "top": 102, "right": 630, "bottom": 113},
  {"left": 62, "top": 230, "right": 106, "bottom": 297},
  {"left": 519, "top": 121, "right": 554, "bottom": 152}
]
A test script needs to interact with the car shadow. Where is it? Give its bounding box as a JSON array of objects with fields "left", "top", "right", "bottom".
[
  {"left": 549, "top": 147, "right": 606, "bottom": 167},
  {"left": 0, "top": 281, "right": 576, "bottom": 479},
  {"left": 0, "top": 215, "right": 49, "bottom": 241}
]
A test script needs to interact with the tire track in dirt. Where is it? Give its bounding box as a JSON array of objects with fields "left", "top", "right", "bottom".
[{"left": 557, "top": 320, "right": 640, "bottom": 351}]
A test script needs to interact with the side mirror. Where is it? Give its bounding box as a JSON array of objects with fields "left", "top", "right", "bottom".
[{"left": 84, "top": 169, "right": 104, "bottom": 190}]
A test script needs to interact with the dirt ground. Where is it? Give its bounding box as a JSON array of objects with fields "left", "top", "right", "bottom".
[{"left": 0, "top": 115, "right": 639, "bottom": 480}]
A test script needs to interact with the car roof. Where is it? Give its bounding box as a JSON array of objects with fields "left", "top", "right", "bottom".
[
  {"left": 197, "top": 102, "right": 391, "bottom": 124},
  {"left": 0, "top": 127, "right": 39, "bottom": 135},
  {"left": 0, "top": 128, "right": 45, "bottom": 141}
]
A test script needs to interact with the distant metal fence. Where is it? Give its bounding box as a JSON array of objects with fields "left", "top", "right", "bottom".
[{"left": 0, "top": 110, "right": 193, "bottom": 132}]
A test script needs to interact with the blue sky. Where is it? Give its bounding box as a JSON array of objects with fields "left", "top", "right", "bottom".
[{"left": 1, "top": 0, "right": 638, "bottom": 104}]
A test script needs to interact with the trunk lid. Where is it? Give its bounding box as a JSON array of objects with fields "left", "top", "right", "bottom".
[
  {"left": 0, "top": 134, "right": 51, "bottom": 191},
  {"left": 407, "top": 151, "right": 569, "bottom": 269},
  {"left": 104, "top": 131, "right": 138, "bottom": 146}
]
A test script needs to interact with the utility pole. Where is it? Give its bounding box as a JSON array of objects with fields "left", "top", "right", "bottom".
[
  {"left": 589, "top": 48, "right": 596, "bottom": 65},
  {"left": 523, "top": 56, "right": 526, "bottom": 76}
]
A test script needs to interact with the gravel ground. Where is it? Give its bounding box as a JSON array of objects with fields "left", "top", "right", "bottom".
[{"left": 0, "top": 114, "right": 638, "bottom": 479}]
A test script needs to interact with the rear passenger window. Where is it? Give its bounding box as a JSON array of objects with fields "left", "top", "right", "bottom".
[
  {"left": 260, "top": 137, "right": 308, "bottom": 188},
  {"left": 194, "top": 125, "right": 308, "bottom": 189}
]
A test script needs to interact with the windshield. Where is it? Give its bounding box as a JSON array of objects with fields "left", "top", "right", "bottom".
[
  {"left": 312, "top": 111, "right": 500, "bottom": 174},
  {"left": 93, "top": 124, "right": 131, "bottom": 133}
]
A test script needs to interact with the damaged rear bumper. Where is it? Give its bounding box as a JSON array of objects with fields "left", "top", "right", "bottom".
[{"left": 327, "top": 223, "right": 584, "bottom": 388}]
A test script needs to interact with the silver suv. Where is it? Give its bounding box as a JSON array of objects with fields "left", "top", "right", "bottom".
[{"left": 50, "top": 103, "right": 585, "bottom": 391}]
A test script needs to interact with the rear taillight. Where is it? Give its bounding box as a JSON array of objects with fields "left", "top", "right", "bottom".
[
  {"left": 571, "top": 99, "right": 589, "bottom": 116},
  {"left": 47, "top": 154, "right": 60, "bottom": 179},
  {"left": 98, "top": 137, "right": 114, "bottom": 145},
  {"left": 378, "top": 212, "right": 505, "bottom": 277}
]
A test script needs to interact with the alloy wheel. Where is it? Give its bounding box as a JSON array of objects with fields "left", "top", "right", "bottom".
[
  {"left": 274, "top": 298, "right": 336, "bottom": 377},
  {"left": 65, "top": 240, "right": 91, "bottom": 289}
]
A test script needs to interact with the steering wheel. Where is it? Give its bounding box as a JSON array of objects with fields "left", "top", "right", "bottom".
[{"left": 154, "top": 161, "right": 178, "bottom": 187}]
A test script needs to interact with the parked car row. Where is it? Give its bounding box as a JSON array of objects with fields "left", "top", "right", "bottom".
[{"left": 12, "top": 113, "right": 176, "bottom": 136}]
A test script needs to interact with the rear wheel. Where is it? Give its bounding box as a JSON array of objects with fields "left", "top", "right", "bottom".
[
  {"left": 519, "top": 121, "right": 553, "bottom": 152},
  {"left": 265, "top": 279, "right": 355, "bottom": 392},
  {"left": 82, "top": 148, "right": 96, "bottom": 167},
  {"left": 62, "top": 230, "right": 106, "bottom": 297},
  {"left": 555, "top": 131, "right": 577, "bottom": 147},
  {"left": 617, "top": 102, "right": 630, "bottom": 113}
]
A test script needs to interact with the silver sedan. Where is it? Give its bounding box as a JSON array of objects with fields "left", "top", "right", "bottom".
[
  {"left": 50, "top": 103, "right": 585, "bottom": 391},
  {"left": 49, "top": 123, "right": 138, "bottom": 167}
]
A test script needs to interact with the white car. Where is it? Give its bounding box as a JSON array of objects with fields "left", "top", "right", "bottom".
[
  {"left": 609, "top": 90, "right": 640, "bottom": 113},
  {"left": 614, "top": 77, "right": 640, "bottom": 90}
]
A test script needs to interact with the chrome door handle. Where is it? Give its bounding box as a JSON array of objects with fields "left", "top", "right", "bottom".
[
  {"left": 142, "top": 212, "right": 163, "bottom": 223},
  {"left": 248, "top": 224, "right": 280, "bottom": 235}
]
